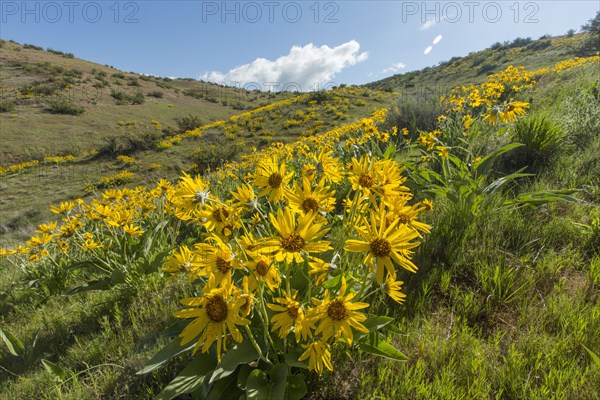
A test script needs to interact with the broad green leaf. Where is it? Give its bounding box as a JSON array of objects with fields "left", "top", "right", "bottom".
[
  {"left": 284, "top": 351, "right": 308, "bottom": 369},
  {"left": 237, "top": 364, "right": 253, "bottom": 391},
  {"left": 269, "top": 364, "right": 288, "bottom": 400},
  {"left": 209, "top": 340, "right": 259, "bottom": 384},
  {"left": 323, "top": 274, "right": 342, "bottom": 289},
  {"left": 41, "top": 359, "right": 71, "bottom": 382},
  {"left": 383, "top": 142, "right": 396, "bottom": 159},
  {"left": 0, "top": 328, "right": 24, "bottom": 356},
  {"left": 207, "top": 371, "right": 241, "bottom": 400},
  {"left": 154, "top": 351, "right": 216, "bottom": 400},
  {"left": 286, "top": 374, "right": 307, "bottom": 400},
  {"left": 137, "top": 339, "right": 195, "bottom": 375},
  {"left": 246, "top": 369, "right": 269, "bottom": 400},
  {"left": 245, "top": 365, "right": 289, "bottom": 400},
  {"left": 358, "top": 333, "right": 408, "bottom": 361}
]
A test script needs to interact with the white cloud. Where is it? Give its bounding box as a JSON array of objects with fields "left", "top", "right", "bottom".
[
  {"left": 201, "top": 40, "right": 368, "bottom": 92},
  {"left": 424, "top": 46, "right": 433, "bottom": 55},
  {"left": 420, "top": 19, "right": 437, "bottom": 30},
  {"left": 382, "top": 62, "right": 407, "bottom": 74},
  {"left": 433, "top": 34, "right": 443, "bottom": 45}
]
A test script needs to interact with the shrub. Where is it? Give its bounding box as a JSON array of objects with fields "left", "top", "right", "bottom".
[
  {"left": 384, "top": 97, "right": 443, "bottom": 135},
  {"left": 508, "top": 115, "right": 564, "bottom": 170},
  {"left": 175, "top": 114, "right": 203, "bottom": 133},
  {"left": 0, "top": 101, "right": 16, "bottom": 113},
  {"left": 148, "top": 90, "right": 163, "bottom": 98},
  {"left": 45, "top": 98, "right": 84, "bottom": 115},
  {"left": 110, "top": 89, "right": 145, "bottom": 105}
]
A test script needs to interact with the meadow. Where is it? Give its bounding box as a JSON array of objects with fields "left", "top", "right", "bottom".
[{"left": 0, "top": 32, "right": 599, "bottom": 399}]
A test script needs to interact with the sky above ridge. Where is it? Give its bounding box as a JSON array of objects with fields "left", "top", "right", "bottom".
[{"left": 1, "top": 1, "right": 598, "bottom": 91}]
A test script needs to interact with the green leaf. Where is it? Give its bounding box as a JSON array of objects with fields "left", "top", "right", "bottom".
[
  {"left": 504, "top": 189, "right": 579, "bottom": 208},
  {"left": 41, "top": 359, "right": 71, "bottom": 382},
  {"left": 207, "top": 371, "right": 242, "bottom": 400},
  {"left": 245, "top": 365, "right": 289, "bottom": 400},
  {"left": 583, "top": 345, "right": 600, "bottom": 368},
  {"left": 0, "top": 328, "right": 24, "bottom": 356},
  {"left": 154, "top": 351, "right": 216, "bottom": 400},
  {"left": 269, "top": 364, "right": 288, "bottom": 400},
  {"left": 66, "top": 277, "right": 112, "bottom": 295},
  {"left": 358, "top": 333, "right": 408, "bottom": 362},
  {"left": 237, "top": 364, "right": 253, "bottom": 391},
  {"left": 323, "top": 274, "right": 342, "bottom": 289},
  {"left": 246, "top": 369, "right": 269, "bottom": 400},
  {"left": 137, "top": 338, "right": 195, "bottom": 375},
  {"left": 210, "top": 340, "right": 259, "bottom": 384},
  {"left": 383, "top": 142, "right": 396, "bottom": 159},
  {"left": 286, "top": 374, "right": 307, "bottom": 400},
  {"left": 484, "top": 170, "right": 532, "bottom": 194},
  {"left": 476, "top": 143, "right": 523, "bottom": 176},
  {"left": 363, "top": 316, "right": 394, "bottom": 332},
  {"left": 284, "top": 351, "right": 308, "bottom": 369}
]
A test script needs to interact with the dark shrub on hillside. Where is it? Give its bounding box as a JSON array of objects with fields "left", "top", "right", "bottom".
[
  {"left": 526, "top": 40, "right": 552, "bottom": 51},
  {"left": 175, "top": 114, "right": 203, "bottom": 133},
  {"left": 307, "top": 90, "right": 332, "bottom": 104},
  {"left": 0, "top": 101, "right": 16, "bottom": 113},
  {"left": 45, "top": 98, "right": 84, "bottom": 115},
  {"left": 148, "top": 91, "right": 163, "bottom": 98},
  {"left": 110, "top": 90, "right": 145, "bottom": 105}
]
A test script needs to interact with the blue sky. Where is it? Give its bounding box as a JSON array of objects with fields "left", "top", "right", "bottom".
[{"left": 1, "top": 1, "right": 598, "bottom": 90}]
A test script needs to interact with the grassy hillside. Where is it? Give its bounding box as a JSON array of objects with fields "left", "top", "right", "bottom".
[
  {"left": 0, "top": 32, "right": 599, "bottom": 399},
  {"left": 367, "top": 33, "right": 596, "bottom": 97},
  {"left": 0, "top": 39, "right": 294, "bottom": 163}
]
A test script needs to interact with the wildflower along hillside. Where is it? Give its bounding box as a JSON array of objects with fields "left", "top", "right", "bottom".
[{"left": 1, "top": 37, "right": 600, "bottom": 398}]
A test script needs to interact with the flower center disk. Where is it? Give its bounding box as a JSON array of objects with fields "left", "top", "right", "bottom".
[
  {"left": 216, "top": 257, "right": 231, "bottom": 273},
  {"left": 301, "top": 197, "right": 320, "bottom": 214},
  {"left": 287, "top": 305, "right": 299, "bottom": 319},
  {"left": 327, "top": 300, "right": 349, "bottom": 321},
  {"left": 212, "top": 208, "right": 229, "bottom": 222},
  {"left": 370, "top": 238, "right": 391, "bottom": 257},
  {"left": 206, "top": 295, "right": 228, "bottom": 322},
  {"left": 358, "top": 174, "right": 374, "bottom": 188},
  {"left": 268, "top": 173, "right": 283, "bottom": 188},
  {"left": 256, "top": 260, "right": 269, "bottom": 276},
  {"left": 281, "top": 234, "right": 305, "bottom": 252}
]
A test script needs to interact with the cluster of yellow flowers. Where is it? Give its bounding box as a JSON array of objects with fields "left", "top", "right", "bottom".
[
  {"left": 43, "top": 155, "right": 77, "bottom": 164},
  {"left": 116, "top": 155, "right": 137, "bottom": 165},
  {"left": 438, "top": 55, "right": 597, "bottom": 130},
  {"left": 549, "top": 54, "right": 599, "bottom": 73},
  {"left": 162, "top": 109, "right": 431, "bottom": 372},
  {"left": 99, "top": 170, "right": 135, "bottom": 187},
  {"left": 0, "top": 183, "right": 172, "bottom": 263},
  {"left": 0, "top": 160, "right": 39, "bottom": 176}
]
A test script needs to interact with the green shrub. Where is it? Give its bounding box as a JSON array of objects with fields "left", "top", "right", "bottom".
[
  {"left": 110, "top": 89, "right": 145, "bottom": 105},
  {"left": 509, "top": 115, "right": 564, "bottom": 170},
  {"left": 148, "top": 90, "right": 163, "bottom": 98},
  {"left": 0, "top": 101, "right": 16, "bottom": 113},
  {"left": 45, "top": 98, "right": 84, "bottom": 115},
  {"left": 175, "top": 114, "right": 203, "bottom": 133},
  {"left": 384, "top": 97, "right": 443, "bottom": 135}
]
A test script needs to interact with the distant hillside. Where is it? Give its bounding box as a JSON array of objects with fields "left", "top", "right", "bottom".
[
  {"left": 0, "top": 39, "right": 294, "bottom": 163},
  {"left": 366, "top": 33, "right": 595, "bottom": 98}
]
